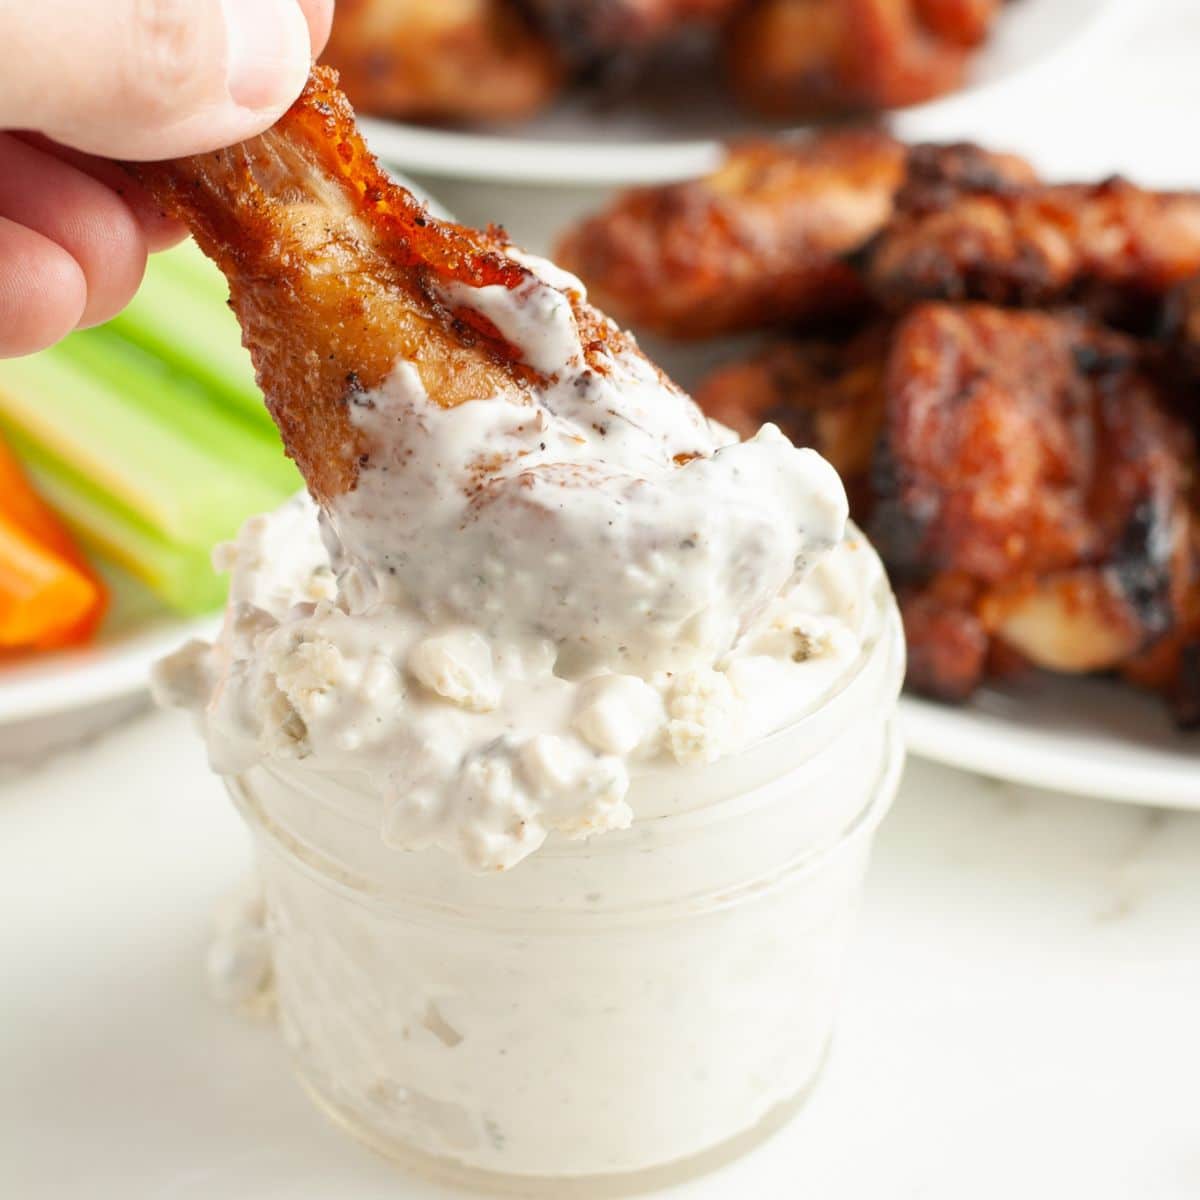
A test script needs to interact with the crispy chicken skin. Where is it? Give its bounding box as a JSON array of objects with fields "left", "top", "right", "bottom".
[
  {"left": 864, "top": 174, "right": 1200, "bottom": 326},
  {"left": 873, "top": 304, "right": 1196, "bottom": 698},
  {"left": 556, "top": 131, "right": 906, "bottom": 339},
  {"left": 695, "top": 323, "right": 890, "bottom": 514},
  {"left": 725, "top": 0, "right": 977, "bottom": 118},
  {"left": 128, "top": 67, "right": 652, "bottom": 505},
  {"left": 322, "top": 0, "right": 562, "bottom": 124}
]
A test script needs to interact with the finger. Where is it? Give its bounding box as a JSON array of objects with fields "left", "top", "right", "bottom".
[
  {"left": 0, "top": 219, "right": 86, "bottom": 358},
  {"left": 0, "top": 0, "right": 316, "bottom": 161},
  {"left": 299, "top": 0, "right": 335, "bottom": 56},
  {"left": 0, "top": 135, "right": 147, "bottom": 330},
  {"left": 15, "top": 134, "right": 187, "bottom": 251}
]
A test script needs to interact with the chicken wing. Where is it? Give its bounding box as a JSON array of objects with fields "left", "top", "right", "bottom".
[
  {"left": 127, "top": 66, "right": 647, "bottom": 506},
  {"left": 322, "top": 0, "right": 563, "bottom": 124},
  {"left": 873, "top": 303, "right": 1196, "bottom": 700},
  {"left": 864, "top": 173, "right": 1200, "bottom": 328},
  {"left": 725, "top": 0, "right": 972, "bottom": 118},
  {"left": 555, "top": 131, "right": 906, "bottom": 338},
  {"left": 556, "top": 138, "right": 1035, "bottom": 340}
]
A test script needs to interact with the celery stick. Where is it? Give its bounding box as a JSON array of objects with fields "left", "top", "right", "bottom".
[
  {"left": 16, "top": 441, "right": 226, "bottom": 614},
  {"left": 0, "top": 352, "right": 281, "bottom": 549},
  {"left": 106, "top": 253, "right": 274, "bottom": 432},
  {"left": 58, "top": 327, "right": 300, "bottom": 496}
]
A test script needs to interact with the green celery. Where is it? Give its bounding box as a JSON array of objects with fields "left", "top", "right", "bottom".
[
  {"left": 14, "top": 436, "right": 226, "bottom": 614},
  {"left": 106, "top": 249, "right": 274, "bottom": 432},
  {"left": 0, "top": 351, "right": 281, "bottom": 549},
  {"left": 57, "top": 326, "right": 300, "bottom": 496}
]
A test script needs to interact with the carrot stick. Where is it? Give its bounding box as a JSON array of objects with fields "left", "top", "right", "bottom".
[
  {"left": 0, "top": 511, "right": 100, "bottom": 650},
  {"left": 0, "top": 435, "right": 107, "bottom": 643}
]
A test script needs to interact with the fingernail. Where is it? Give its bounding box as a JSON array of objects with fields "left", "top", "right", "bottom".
[{"left": 223, "top": 0, "right": 308, "bottom": 111}]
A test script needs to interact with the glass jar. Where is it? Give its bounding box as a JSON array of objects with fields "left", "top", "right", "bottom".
[{"left": 227, "top": 588, "right": 904, "bottom": 1194}]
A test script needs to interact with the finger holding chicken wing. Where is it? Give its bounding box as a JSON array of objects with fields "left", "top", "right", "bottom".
[{"left": 323, "top": 0, "right": 563, "bottom": 124}]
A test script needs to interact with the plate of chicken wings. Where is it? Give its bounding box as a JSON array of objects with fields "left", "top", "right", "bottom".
[
  {"left": 553, "top": 131, "right": 1200, "bottom": 805},
  {"left": 324, "top": 0, "right": 1132, "bottom": 185}
]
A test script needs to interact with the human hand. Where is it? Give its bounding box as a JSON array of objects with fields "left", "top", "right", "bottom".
[{"left": 0, "top": 0, "right": 334, "bottom": 357}]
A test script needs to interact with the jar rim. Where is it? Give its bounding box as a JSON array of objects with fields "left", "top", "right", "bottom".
[{"left": 228, "top": 720, "right": 903, "bottom": 928}]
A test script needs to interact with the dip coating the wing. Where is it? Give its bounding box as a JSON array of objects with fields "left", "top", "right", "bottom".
[
  {"left": 323, "top": 0, "right": 563, "bottom": 123},
  {"left": 556, "top": 131, "right": 906, "bottom": 338},
  {"left": 128, "top": 67, "right": 644, "bottom": 505}
]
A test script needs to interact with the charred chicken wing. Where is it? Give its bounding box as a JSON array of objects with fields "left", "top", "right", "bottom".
[
  {"left": 874, "top": 303, "right": 1196, "bottom": 698},
  {"left": 556, "top": 138, "right": 1035, "bottom": 340},
  {"left": 864, "top": 173, "right": 1200, "bottom": 328},
  {"left": 556, "top": 131, "right": 905, "bottom": 338}
]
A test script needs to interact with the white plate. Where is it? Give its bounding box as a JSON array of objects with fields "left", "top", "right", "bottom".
[
  {"left": 901, "top": 680, "right": 1198, "bottom": 809},
  {"left": 359, "top": 0, "right": 1133, "bottom": 185}
]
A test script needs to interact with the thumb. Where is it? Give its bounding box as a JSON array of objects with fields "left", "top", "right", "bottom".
[{"left": 0, "top": 0, "right": 325, "bottom": 160}]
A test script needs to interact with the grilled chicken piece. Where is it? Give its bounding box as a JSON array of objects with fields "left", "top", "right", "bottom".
[
  {"left": 322, "top": 0, "right": 562, "bottom": 124},
  {"left": 725, "top": 0, "right": 973, "bottom": 118},
  {"left": 864, "top": 173, "right": 1200, "bottom": 328},
  {"left": 873, "top": 303, "right": 1196, "bottom": 699},
  {"left": 695, "top": 323, "right": 890, "bottom": 514},
  {"left": 128, "top": 66, "right": 649, "bottom": 506},
  {"left": 556, "top": 131, "right": 905, "bottom": 338},
  {"left": 556, "top": 137, "right": 1034, "bottom": 340}
]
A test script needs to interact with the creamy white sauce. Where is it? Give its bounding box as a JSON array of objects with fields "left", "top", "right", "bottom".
[{"left": 157, "top": 253, "right": 874, "bottom": 872}]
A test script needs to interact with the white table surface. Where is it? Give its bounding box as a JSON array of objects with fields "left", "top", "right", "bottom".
[
  {"left": 4, "top": 2, "right": 1200, "bottom": 1196},
  {"left": 4, "top": 710, "right": 1199, "bottom": 1199}
]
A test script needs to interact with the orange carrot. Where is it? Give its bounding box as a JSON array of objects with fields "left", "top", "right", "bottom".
[
  {"left": 0, "top": 435, "right": 107, "bottom": 645},
  {"left": 0, "top": 511, "right": 99, "bottom": 649}
]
